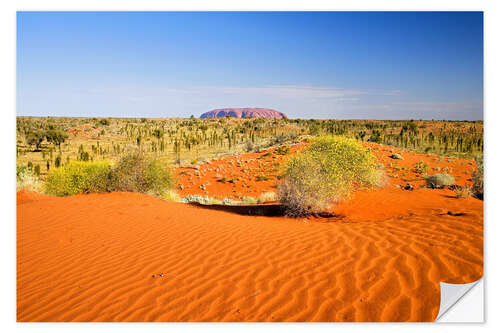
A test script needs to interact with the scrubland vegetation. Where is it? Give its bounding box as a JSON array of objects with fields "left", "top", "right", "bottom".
[
  {"left": 17, "top": 117, "right": 483, "bottom": 178},
  {"left": 16, "top": 116, "right": 484, "bottom": 213}
]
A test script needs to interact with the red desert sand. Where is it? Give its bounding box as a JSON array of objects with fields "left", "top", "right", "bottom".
[{"left": 17, "top": 143, "right": 483, "bottom": 322}]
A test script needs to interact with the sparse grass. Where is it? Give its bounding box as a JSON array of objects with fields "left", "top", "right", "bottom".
[
  {"left": 241, "top": 196, "right": 258, "bottom": 204},
  {"left": 414, "top": 161, "right": 429, "bottom": 175},
  {"left": 16, "top": 164, "right": 42, "bottom": 192},
  {"left": 258, "top": 191, "right": 278, "bottom": 203},
  {"left": 181, "top": 195, "right": 224, "bottom": 205},
  {"left": 454, "top": 185, "right": 473, "bottom": 198},
  {"left": 161, "top": 189, "right": 181, "bottom": 202}
]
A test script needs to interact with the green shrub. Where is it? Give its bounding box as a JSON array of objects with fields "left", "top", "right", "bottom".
[
  {"left": 44, "top": 153, "right": 174, "bottom": 197},
  {"left": 425, "top": 173, "right": 455, "bottom": 188},
  {"left": 278, "top": 136, "right": 383, "bottom": 216},
  {"left": 472, "top": 155, "right": 483, "bottom": 199},
  {"left": 45, "top": 161, "right": 112, "bottom": 196},
  {"left": 108, "top": 153, "right": 173, "bottom": 196}
]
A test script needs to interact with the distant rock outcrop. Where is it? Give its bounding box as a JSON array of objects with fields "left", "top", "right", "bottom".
[{"left": 200, "top": 108, "right": 287, "bottom": 119}]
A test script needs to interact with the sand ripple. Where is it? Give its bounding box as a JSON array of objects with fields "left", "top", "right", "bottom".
[{"left": 17, "top": 191, "right": 483, "bottom": 322}]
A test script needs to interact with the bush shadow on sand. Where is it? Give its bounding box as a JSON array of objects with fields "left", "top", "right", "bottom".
[{"left": 187, "top": 202, "right": 341, "bottom": 218}]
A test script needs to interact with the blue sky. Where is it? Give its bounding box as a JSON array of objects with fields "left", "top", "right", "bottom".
[{"left": 17, "top": 12, "right": 483, "bottom": 120}]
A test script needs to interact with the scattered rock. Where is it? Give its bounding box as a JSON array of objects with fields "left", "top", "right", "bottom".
[
  {"left": 390, "top": 153, "right": 404, "bottom": 160},
  {"left": 403, "top": 183, "right": 414, "bottom": 191},
  {"left": 425, "top": 173, "right": 455, "bottom": 188}
]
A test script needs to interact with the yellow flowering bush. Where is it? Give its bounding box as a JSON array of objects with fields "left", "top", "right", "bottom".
[
  {"left": 45, "top": 161, "right": 112, "bottom": 196},
  {"left": 278, "top": 136, "right": 383, "bottom": 216},
  {"left": 45, "top": 153, "right": 174, "bottom": 197}
]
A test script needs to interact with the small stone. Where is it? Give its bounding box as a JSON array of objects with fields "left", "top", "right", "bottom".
[
  {"left": 403, "top": 183, "right": 414, "bottom": 191},
  {"left": 390, "top": 153, "right": 404, "bottom": 160}
]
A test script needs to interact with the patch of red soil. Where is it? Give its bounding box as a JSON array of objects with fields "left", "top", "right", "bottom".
[
  {"left": 66, "top": 125, "right": 100, "bottom": 138},
  {"left": 364, "top": 142, "right": 477, "bottom": 188},
  {"left": 174, "top": 143, "right": 305, "bottom": 200}
]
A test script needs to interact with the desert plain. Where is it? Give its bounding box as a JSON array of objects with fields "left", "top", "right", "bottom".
[{"left": 16, "top": 117, "right": 483, "bottom": 321}]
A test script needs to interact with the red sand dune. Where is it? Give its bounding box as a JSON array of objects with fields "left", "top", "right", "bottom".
[
  {"left": 200, "top": 108, "right": 287, "bottom": 119},
  {"left": 17, "top": 143, "right": 483, "bottom": 322}
]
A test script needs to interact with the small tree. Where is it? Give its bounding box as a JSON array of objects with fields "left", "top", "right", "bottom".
[
  {"left": 152, "top": 129, "right": 164, "bottom": 152},
  {"left": 45, "top": 129, "right": 69, "bottom": 152},
  {"left": 99, "top": 118, "right": 110, "bottom": 126},
  {"left": 26, "top": 131, "right": 45, "bottom": 151}
]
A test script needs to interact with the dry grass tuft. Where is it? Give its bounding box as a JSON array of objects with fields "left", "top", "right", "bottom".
[
  {"left": 454, "top": 185, "right": 473, "bottom": 199},
  {"left": 258, "top": 191, "right": 278, "bottom": 203}
]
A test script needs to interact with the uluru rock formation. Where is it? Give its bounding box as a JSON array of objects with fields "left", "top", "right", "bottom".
[{"left": 200, "top": 108, "right": 287, "bottom": 119}]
